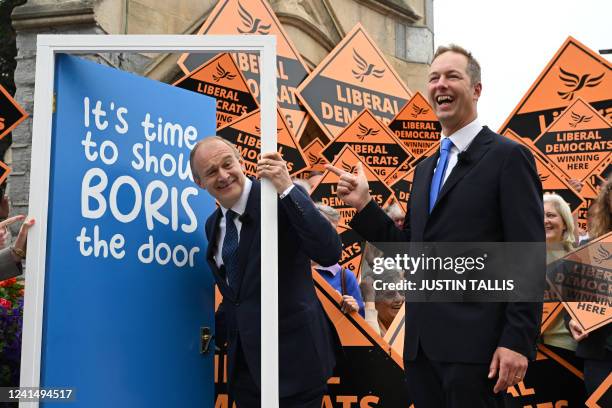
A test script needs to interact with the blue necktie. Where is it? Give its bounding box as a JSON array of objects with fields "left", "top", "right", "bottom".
[
  {"left": 222, "top": 210, "right": 240, "bottom": 288},
  {"left": 429, "top": 138, "right": 453, "bottom": 213}
]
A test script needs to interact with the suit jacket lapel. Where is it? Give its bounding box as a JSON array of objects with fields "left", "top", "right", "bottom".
[
  {"left": 233, "top": 179, "right": 260, "bottom": 297},
  {"left": 432, "top": 127, "right": 494, "bottom": 210}
]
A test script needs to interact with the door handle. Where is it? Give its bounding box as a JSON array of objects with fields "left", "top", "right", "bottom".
[{"left": 200, "top": 327, "right": 213, "bottom": 354}]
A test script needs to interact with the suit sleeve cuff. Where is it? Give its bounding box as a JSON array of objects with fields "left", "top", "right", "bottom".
[{"left": 279, "top": 184, "right": 295, "bottom": 199}]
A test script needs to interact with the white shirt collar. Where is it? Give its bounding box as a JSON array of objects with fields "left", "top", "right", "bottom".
[
  {"left": 220, "top": 176, "right": 252, "bottom": 218},
  {"left": 442, "top": 117, "right": 482, "bottom": 152}
]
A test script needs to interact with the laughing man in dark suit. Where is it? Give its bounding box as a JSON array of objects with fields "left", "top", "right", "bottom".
[
  {"left": 190, "top": 136, "right": 341, "bottom": 408},
  {"left": 327, "top": 45, "right": 545, "bottom": 407}
]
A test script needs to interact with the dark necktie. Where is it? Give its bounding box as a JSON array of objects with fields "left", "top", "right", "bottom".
[
  {"left": 222, "top": 210, "right": 239, "bottom": 289},
  {"left": 429, "top": 138, "right": 453, "bottom": 213}
]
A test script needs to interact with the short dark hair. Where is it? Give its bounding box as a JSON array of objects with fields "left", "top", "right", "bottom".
[
  {"left": 432, "top": 44, "right": 481, "bottom": 86},
  {"left": 189, "top": 136, "right": 241, "bottom": 182}
]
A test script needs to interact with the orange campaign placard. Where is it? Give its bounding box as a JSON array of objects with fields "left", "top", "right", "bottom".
[
  {"left": 173, "top": 53, "right": 258, "bottom": 129},
  {"left": 216, "top": 108, "right": 308, "bottom": 176},
  {"left": 0, "top": 84, "right": 28, "bottom": 140},
  {"left": 549, "top": 232, "right": 612, "bottom": 334},
  {"left": 540, "top": 302, "right": 565, "bottom": 334},
  {"left": 312, "top": 272, "right": 412, "bottom": 406},
  {"left": 533, "top": 98, "right": 611, "bottom": 182},
  {"left": 384, "top": 158, "right": 412, "bottom": 187},
  {"left": 586, "top": 372, "right": 611, "bottom": 408},
  {"left": 302, "top": 138, "right": 330, "bottom": 173},
  {"left": 386, "top": 143, "right": 438, "bottom": 212},
  {"left": 388, "top": 91, "right": 442, "bottom": 158},
  {"left": 388, "top": 166, "right": 416, "bottom": 214},
  {"left": 320, "top": 109, "right": 414, "bottom": 181},
  {"left": 297, "top": 23, "right": 412, "bottom": 140},
  {"left": 310, "top": 145, "right": 393, "bottom": 227},
  {"left": 336, "top": 224, "right": 365, "bottom": 280},
  {"left": 0, "top": 160, "right": 10, "bottom": 185},
  {"left": 177, "top": 0, "right": 311, "bottom": 140},
  {"left": 499, "top": 36, "right": 611, "bottom": 140},
  {"left": 503, "top": 129, "right": 585, "bottom": 213},
  {"left": 383, "top": 306, "right": 405, "bottom": 358}
]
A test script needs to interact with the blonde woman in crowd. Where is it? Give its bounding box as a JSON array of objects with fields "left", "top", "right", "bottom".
[{"left": 541, "top": 194, "right": 579, "bottom": 361}]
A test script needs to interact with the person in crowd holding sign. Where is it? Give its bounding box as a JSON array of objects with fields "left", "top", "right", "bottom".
[
  {"left": 541, "top": 194, "right": 580, "bottom": 364},
  {"left": 313, "top": 203, "right": 365, "bottom": 317},
  {"left": 568, "top": 176, "right": 612, "bottom": 396},
  {"left": 327, "top": 44, "right": 544, "bottom": 407},
  {"left": 585, "top": 176, "right": 611, "bottom": 242},
  {"left": 190, "top": 136, "right": 341, "bottom": 408},
  {"left": 361, "top": 268, "right": 405, "bottom": 337},
  {"left": 0, "top": 215, "right": 35, "bottom": 281}
]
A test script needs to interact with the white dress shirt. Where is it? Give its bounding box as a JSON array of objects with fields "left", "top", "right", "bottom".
[
  {"left": 438, "top": 118, "right": 483, "bottom": 185},
  {"left": 213, "top": 177, "right": 252, "bottom": 268}
]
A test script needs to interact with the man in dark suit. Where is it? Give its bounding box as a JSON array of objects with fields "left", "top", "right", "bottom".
[
  {"left": 190, "top": 136, "right": 341, "bottom": 408},
  {"left": 328, "top": 45, "right": 545, "bottom": 407}
]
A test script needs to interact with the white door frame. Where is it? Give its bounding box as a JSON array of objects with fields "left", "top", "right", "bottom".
[{"left": 21, "top": 34, "right": 278, "bottom": 408}]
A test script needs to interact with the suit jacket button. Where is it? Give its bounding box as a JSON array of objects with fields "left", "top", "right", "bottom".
[{"left": 234, "top": 302, "right": 240, "bottom": 306}]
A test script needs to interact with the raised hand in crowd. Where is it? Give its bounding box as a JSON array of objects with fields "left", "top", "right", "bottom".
[
  {"left": 568, "top": 319, "right": 589, "bottom": 342},
  {"left": 567, "top": 178, "right": 583, "bottom": 193},
  {"left": 0, "top": 215, "right": 36, "bottom": 262},
  {"left": 325, "top": 162, "right": 371, "bottom": 212}
]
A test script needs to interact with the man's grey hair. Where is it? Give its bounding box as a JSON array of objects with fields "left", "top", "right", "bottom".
[
  {"left": 189, "top": 136, "right": 241, "bottom": 182},
  {"left": 315, "top": 202, "right": 340, "bottom": 225}
]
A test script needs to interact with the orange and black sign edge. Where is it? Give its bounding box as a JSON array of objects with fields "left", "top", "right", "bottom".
[
  {"left": 176, "top": 0, "right": 311, "bottom": 75},
  {"left": 0, "top": 84, "right": 28, "bottom": 141},
  {"left": 503, "top": 128, "right": 586, "bottom": 213},
  {"left": 302, "top": 137, "right": 331, "bottom": 173},
  {"left": 336, "top": 223, "right": 365, "bottom": 281},
  {"left": 537, "top": 344, "right": 584, "bottom": 380},
  {"left": 296, "top": 23, "right": 412, "bottom": 141},
  {"left": 172, "top": 52, "right": 259, "bottom": 126},
  {"left": 0, "top": 161, "right": 10, "bottom": 185},
  {"left": 585, "top": 371, "right": 611, "bottom": 408},
  {"left": 277, "top": 110, "right": 310, "bottom": 177},
  {"left": 312, "top": 270, "right": 403, "bottom": 368},
  {"left": 498, "top": 36, "right": 612, "bottom": 139},
  {"left": 540, "top": 302, "right": 564, "bottom": 334}
]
